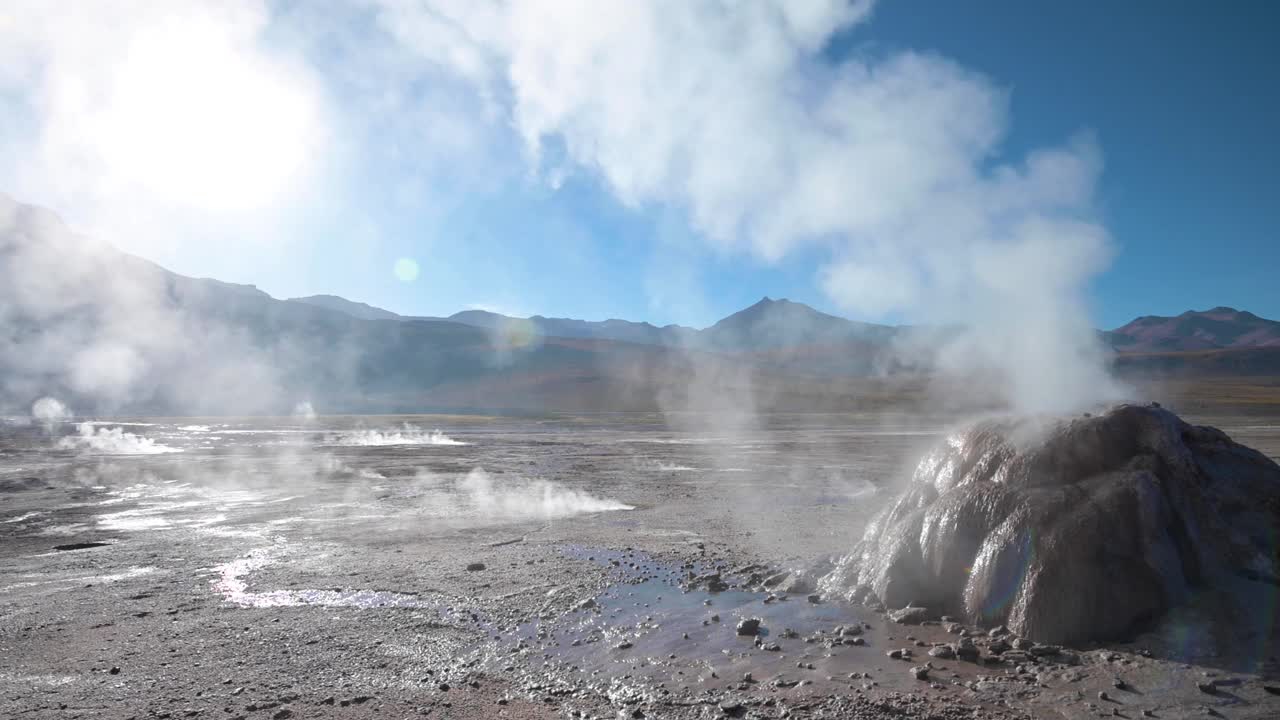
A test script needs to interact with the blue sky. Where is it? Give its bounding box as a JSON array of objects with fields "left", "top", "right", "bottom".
[
  {"left": 1, "top": 1, "right": 1276, "bottom": 330},
  {"left": 866, "top": 0, "right": 1280, "bottom": 328}
]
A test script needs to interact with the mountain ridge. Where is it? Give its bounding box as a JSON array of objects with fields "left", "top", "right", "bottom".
[
  {"left": 3, "top": 195, "right": 1278, "bottom": 415},
  {"left": 294, "top": 293, "right": 1280, "bottom": 355}
]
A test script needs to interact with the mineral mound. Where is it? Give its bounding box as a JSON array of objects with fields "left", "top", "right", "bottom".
[{"left": 820, "top": 404, "right": 1280, "bottom": 644}]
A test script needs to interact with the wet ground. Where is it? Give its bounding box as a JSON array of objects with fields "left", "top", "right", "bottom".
[{"left": 2, "top": 413, "right": 1278, "bottom": 718}]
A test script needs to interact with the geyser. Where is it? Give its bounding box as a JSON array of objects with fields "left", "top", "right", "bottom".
[{"left": 820, "top": 404, "right": 1280, "bottom": 645}]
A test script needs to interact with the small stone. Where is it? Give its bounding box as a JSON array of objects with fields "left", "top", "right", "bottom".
[
  {"left": 928, "top": 645, "right": 955, "bottom": 660},
  {"left": 109, "top": 667, "right": 121, "bottom": 675},
  {"left": 806, "top": 594, "right": 822, "bottom": 604},
  {"left": 465, "top": 562, "right": 485, "bottom": 571},
  {"left": 1098, "top": 691, "right": 1110, "bottom": 702},
  {"left": 889, "top": 606, "right": 930, "bottom": 625},
  {"left": 911, "top": 665, "right": 930, "bottom": 681},
  {"left": 1196, "top": 681, "right": 1217, "bottom": 695},
  {"left": 735, "top": 617, "right": 762, "bottom": 636},
  {"left": 272, "top": 710, "right": 293, "bottom": 720},
  {"left": 616, "top": 640, "right": 633, "bottom": 650}
]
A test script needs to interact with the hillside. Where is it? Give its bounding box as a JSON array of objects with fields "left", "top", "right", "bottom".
[
  {"left": 3, "top": 195, "right": 1278, "bottom": 416},
  {"left": 1107, "top": 307, "right": 1280, "bottom": 352}
]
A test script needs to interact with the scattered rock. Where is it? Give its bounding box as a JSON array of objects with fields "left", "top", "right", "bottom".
[
  {"left": 954, "top": 638, "right": 980, "bottom": 661},
  {"left": 735, "top": 617, "right": 762, "bottom": 636},
  {"left": 910, "top": 665, "right": 930, "bottom": 681},
  {"left": 888, "top": 606, "right": 930, "bottom": 625}
]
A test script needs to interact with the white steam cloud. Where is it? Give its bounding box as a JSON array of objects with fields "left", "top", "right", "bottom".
[
  {"left": 0, "top": 1, "right": 1128, "bottom": 414},
  {"left": 31, "top": 396, "right": 71, "bottom": 426},
  {"left": 292, "top": 401, "right": 317, "bottom": 421},
  {"left": 58, "top": 422, "right": 183, "bottom": 455},
  {"left": 449, "top": 468, "right": 633, "bottom": 520},
  {"left": 328, "top": 425, "right": 468, "bottom": 447},
  {"left": 362, "top": 0, "right": 1125, "bottom": 412}
]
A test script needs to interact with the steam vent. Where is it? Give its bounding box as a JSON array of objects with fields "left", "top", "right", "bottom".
[{"left": 820, "top": 403, "right": 1280, "bottom": 645}]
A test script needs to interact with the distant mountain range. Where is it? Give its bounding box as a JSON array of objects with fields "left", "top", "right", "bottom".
[
  {"left": 3, "top": 194, "right": 1278, "bottom": 415},
  {"left": 290, "top": 294, "right": 899, "bottom": 353},
  {"left": 293, "top": 294, "right": 1280, "bottom": 356}
]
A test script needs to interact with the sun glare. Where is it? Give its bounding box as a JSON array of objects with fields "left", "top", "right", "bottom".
[{"left": 89, "top": 23, "right": 322, "bottom": 212}]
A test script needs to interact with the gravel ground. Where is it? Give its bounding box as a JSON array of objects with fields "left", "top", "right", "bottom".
[{"left": 2, "top": 413, "right": 1277, "bottom": 719}]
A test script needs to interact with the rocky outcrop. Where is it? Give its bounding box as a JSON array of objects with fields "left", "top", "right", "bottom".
[{"left": 820, "top": 404, "right": 1280, "bottom": 644}]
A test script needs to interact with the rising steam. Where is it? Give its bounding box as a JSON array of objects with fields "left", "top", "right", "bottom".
[
  {"left": 328, "top": 425, "right": 468, "bottom": 447},
  {"left": 364, "top": 0, "right": 1125, "bottom": 413},
  {"left": 58, "top": 422, "right": 182, "bottom": 455},
  {"left": 415, "top": 468, "right": 634, "bottom": 521},
  {"left": 31, "top": 396, "right": 71, "bottom": 428}
]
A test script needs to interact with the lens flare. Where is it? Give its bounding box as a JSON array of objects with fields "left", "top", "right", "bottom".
[{"left": 393, "top": 258, "right": 420, "bottom": 282}]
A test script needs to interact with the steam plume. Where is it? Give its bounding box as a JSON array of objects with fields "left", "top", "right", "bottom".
[{"left": 366, "top": 0, "right": 1125, "bottom": 412}]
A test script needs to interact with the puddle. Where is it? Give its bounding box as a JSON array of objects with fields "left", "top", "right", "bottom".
[{"left": 476, "top": 547, "right": 1002, "bottom": 700}]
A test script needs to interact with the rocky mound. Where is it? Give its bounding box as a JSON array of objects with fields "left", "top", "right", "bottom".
[{"left": 819, "top": 404, "right": 1280, "bottom": 644}]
